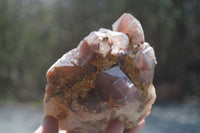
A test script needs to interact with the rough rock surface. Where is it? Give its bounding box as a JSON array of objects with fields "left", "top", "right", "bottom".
[{"left": 44, "top": 13, "right": 157, "bottom": 133}]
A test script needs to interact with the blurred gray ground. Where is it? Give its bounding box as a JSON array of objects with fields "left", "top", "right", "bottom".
[{"left": 0, "top": 102, "right": 199, "bottom": 133}]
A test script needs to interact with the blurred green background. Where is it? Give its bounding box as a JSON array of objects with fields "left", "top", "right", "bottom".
[
  {"left": 0, "top": 0, "right": 200, "bottom": 133},
  {"left": 0, "top": 0, "right": 200, "bottom": 102}
]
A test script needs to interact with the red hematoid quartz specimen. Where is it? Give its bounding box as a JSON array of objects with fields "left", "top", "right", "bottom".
[{"left": 44, "top": 13, "right": 157, "bottom": 133}]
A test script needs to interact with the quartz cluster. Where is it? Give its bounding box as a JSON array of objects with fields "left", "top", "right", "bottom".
[{"left": 44, "top": 13, "right": 157, "bottom": 133}]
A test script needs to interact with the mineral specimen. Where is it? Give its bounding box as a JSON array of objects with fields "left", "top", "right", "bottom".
[{"left": 44, "top": 13, "right": 157, "bottom": 133}]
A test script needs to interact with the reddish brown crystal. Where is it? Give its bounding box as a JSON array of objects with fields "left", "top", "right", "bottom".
[
  {"left": 95, "top": 66, "right": 137, "bottom": 104},
  {"left": 112, "top": 13, "right": 144, "bottom": 45},
  {"left": 44, "top": 13, "right": 157, "bottom": 133}
]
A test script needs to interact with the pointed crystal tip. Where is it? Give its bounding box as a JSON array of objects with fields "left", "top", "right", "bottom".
[{"left": 112, "top": 13, "right": 145, "bottom": 45}]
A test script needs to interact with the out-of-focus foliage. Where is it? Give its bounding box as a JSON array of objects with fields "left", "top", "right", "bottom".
[
  {"left": 110, "top": 0, "right": 200, "bottom": 98},
  {"left": 0, "top": 0, "right": 57, "bottom": 100},
  {"left": 0, "top": 0, "right": 199, "bottom": 101}
]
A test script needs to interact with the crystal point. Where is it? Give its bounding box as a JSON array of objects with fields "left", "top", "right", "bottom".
[
  {"left": 44, "top": 13, "right": 157, "bottom": 133},
  {"left": 112, "top": 13, "right": 145, "bottom": 45}
]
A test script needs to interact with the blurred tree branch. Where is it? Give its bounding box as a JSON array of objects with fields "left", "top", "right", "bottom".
[{"left": 0, "top": 0, "right": 199, "bottom": 101}]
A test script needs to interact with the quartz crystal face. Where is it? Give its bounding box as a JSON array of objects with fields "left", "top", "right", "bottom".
[{"left": 44, "top": 13, "right": 157, "bottom": 133}]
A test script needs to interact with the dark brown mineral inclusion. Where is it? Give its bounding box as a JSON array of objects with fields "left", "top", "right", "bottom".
[{"left": 44, "top": 13, "right": 157, "bottom": 133}]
